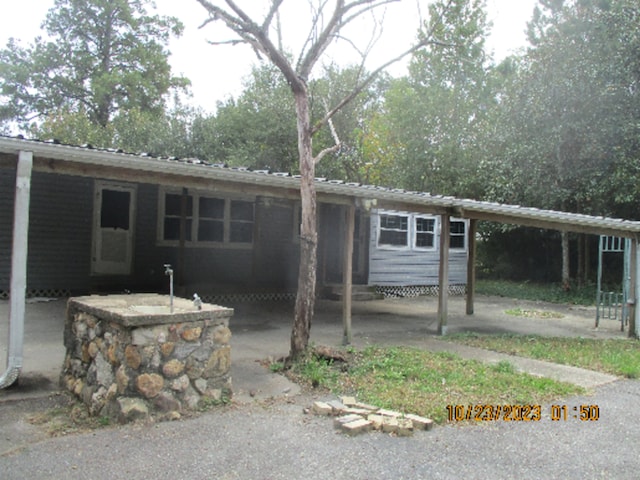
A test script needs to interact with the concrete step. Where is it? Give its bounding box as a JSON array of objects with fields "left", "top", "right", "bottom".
[{"left": 322, "top": 285, "right": 384, "bottom": 302}]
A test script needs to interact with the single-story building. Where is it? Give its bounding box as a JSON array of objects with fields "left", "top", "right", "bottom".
[
  {"left": 0, "top": 137, "right": 474, "bottom": 302},
  {"left": 2, "top": 134, "right": 640, "bottom": 388}
]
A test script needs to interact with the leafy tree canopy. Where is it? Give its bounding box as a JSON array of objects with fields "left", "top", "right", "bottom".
[{"left": 0, "top": 0, "right": 190, "bottom": 130}]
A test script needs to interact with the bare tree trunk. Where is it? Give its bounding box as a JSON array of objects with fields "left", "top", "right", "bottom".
[
  {"left": 291, "top": 89, "right": 317, "bottom": 359},
  {"left": 561, "top": 231, "right": 571, "bottom": 290}
]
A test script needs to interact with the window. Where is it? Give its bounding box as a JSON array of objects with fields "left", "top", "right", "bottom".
[
  {"left": 159, "top": 189, "right": 254, "bottom": 246},
  {"left": 163, "top": 193, "right": 193, "bottom": 241},
  {"left": 378, "top": 214, "right": 409, "bottom": 247},
  {"left": 230, "top": 200, "right": 254, "bottom": 243},
  {"left": 197, "top": 197, "right": 224, "bottom": 242},
  {"left": 450, "top": 220, "right": 466, "bottom": 249},
  {"left": 376, "top": 211, "right": 468, "bottom": 252},
  {"left": 415, "top": 217, "right": 436, "bottom": 249}
]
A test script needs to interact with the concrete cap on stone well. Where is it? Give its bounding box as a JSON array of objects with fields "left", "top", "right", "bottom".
[{"left": 67, "top": 294, "right": 233, "bottom": 327}]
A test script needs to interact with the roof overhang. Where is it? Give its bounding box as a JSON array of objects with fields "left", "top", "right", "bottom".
[{"left": 1, "top": 136, "right": 639, "bottom": 238}]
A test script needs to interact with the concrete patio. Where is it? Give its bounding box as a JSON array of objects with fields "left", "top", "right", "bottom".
[{"left": 0, "top": 293, "right": 626, "bottom": 403}]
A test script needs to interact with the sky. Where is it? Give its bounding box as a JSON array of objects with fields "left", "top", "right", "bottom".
[{"left": 0, "top": 0, "right": 538, "bottom": 114}]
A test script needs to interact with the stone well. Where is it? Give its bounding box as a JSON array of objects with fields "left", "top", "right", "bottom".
[{"left": 61, "top": 294, "right": 233, "bottom": 423}]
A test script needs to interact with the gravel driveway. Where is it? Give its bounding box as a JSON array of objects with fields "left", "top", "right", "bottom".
[{"left": 1, "top": 379, "right": 639, "bottom": 479}]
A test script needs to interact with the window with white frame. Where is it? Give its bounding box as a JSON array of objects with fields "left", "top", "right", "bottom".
[
  {"left": 414, "top": 216, "right": 436, "bottom": 249},
  {"left": 378, "top": 213, "right": 409, "bottom": 247},
  {"left": 159, "top": 189, "right": 254, "bottom": 246},
  {"left": 376, "top": 211, "right": 467, "bottom": 252},
  {"left": 450, "top": 220, "right": 466, "bottom": 249}
]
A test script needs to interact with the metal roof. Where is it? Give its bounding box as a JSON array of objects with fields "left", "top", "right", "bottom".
[{"left": 1, "top": 135, "right": 639, "bottom": 238}]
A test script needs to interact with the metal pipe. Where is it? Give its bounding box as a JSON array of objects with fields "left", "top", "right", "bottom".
[
  {"left": 0, "top": 151, "right": 33, "bottom": 389},
  {"left": 164, "top": 264, "right": 174, "bottom": 314}
]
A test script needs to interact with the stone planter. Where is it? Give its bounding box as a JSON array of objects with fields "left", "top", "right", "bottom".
[{"left": 61, "top": 294, "right": 233, "bottom": 423}]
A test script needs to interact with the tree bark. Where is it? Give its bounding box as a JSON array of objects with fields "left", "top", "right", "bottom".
[{"left": 291, "top": 88, "right": 317, "bottom": 359}]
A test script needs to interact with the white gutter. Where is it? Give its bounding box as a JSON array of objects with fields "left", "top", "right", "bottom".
[{"left": 0, "top": 151, "right": 32, "bottom": 389}]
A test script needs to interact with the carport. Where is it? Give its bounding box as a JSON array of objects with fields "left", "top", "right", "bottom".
[{"left": 2, "top": 135, "right": 640, "bottom": 388}]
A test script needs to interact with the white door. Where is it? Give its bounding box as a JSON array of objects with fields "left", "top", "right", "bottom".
[{"left": 92, "top": 182, "right": 136, "bottom": 275}]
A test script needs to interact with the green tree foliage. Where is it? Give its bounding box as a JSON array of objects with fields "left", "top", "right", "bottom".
[
  {"left": 191, "top": 63, "right": 386, "bottom": 176},
  {"left": 371, "top": 0, "right": 492, "bottom": 197},
  {"left": 200, "top": 64, "right": 298, "bottom": 171},
  {"left": 477, "top": 0, "right": 640, "bottom": 284},
  {"left": 487, "top": 0, "right": 640, "bottom": 218},
  {"left": 0, "top": 0, "right": 189, "bottom": 131}
]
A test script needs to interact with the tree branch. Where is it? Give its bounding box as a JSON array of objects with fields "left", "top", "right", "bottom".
[
  {"left": 310, "top": 0, "right": 455, "bottom": 136},
  {"left": 313, "top": 143, "right": 341, "bottom": 164}
]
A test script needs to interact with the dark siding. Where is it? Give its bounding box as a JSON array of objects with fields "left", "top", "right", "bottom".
[
  {"left": 134, "top": 188, "right": 298, "bottom": 295},
  {"left": 27, "top": 172, "right": 93, "bottom": 293},
  {"left": 0, "top": 165, "right": 17, "bottom": 293},
  {"left": 1, "top": 176, "right": 303, "bottom": 296},
  {"left": 253, "top": 197, "right": 298, "bottom": 289}
]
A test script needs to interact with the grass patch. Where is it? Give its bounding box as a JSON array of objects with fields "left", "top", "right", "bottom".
[
  {"left": 505, "top": 308, "right": 564, "bottom": 319},
  {"left": 446, "top": 334, "right": 640, "bottom": 379},
  {"left": 477, "top": 279, "right": 596, "bottom": 305},
  {"left": 289, "top": 346, "right": 582, "bottom": 424}
]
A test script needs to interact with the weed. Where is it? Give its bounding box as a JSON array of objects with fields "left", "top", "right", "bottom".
[
  {"left": 289, "top": 345, "right": 582, "bottom": 424},
  {"left": 446, "top": 334, "right": 640, "bottom": 378},
  {"left": 269, "top": 361, "right": 285, "bottom": 373},
  {"left": 505, "top": 308, "right": 564, "bottom": 319},
  {"left": 477, "top": 279, "right": 596, "bottom": 305}
]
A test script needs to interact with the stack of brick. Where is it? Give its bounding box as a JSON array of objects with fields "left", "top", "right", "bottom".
[{"left": 310, "top": 396, "right": 433, "bottom": 436}]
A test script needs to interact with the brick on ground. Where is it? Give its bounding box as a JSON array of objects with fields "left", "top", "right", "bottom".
[
  {"left": 311, "top": 401, "right": 333, "bottom": 416},
  {"left": 378, "top": 408, "right": 403, "bottom": 418},
  {"left": 339, "top": 396, "right": 357, "bottom": 406},
  {"left": 382, "top": 417, "right": 399, "bottom": 434},
  {"left": 341, "top": 418, "right": 373, "bottom": 436},
  {"left": 397, "top": 418, "right": 414, "bottom": 437},
  {"left": 354, "top": 402, "right": 379, "bottom": 412},
  {"left": 367, "top": 414, "right": 384, "bottom": 430},
  {"left": 344, "top": 407, "right": 373, "bottom": 416},
  {"left": 326, "top": 400, "right": 347, "bottom": 415},
  {"left": 334, "top": 414, "right": 365, "bottom": 429},
  {"left": 406, "top": 413, "right": 434, "bottom": 431}
]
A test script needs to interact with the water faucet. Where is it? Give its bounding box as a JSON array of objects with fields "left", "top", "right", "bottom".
[
  {"left": 193, "top": 293, "right": 202, "bottom": 310},
  {"left": 164, "top": 264, "right": 174, "bottom": 314}
]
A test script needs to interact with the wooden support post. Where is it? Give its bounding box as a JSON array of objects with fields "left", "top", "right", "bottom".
[
  {"left": 631, "top": 237, "right": 639, "bottom": 339},
  {"left": 437, "top": 214, "right": 450, "bottom": 335},
  {"left": 466, "top": 219, "right": 477, "bottom": 315},
  {"left": 342, "top": 203, "right": 355, "bottom": 345}
]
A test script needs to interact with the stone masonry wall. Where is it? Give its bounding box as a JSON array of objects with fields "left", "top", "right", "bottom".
[{"left": 61, "top": 301, "right": 233, "bottom": 423}]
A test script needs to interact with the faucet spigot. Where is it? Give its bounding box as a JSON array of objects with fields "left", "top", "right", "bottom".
[
  {"left": 193, "top": 293, "right": 202, "bottom": 310},
  {"left": 164, "top": 264, "right": 173, "bottom": 275}
]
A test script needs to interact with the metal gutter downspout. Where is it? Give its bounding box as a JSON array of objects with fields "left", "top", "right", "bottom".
[{"left": 0, "top": 151, "right": 33, "bottom": 389}]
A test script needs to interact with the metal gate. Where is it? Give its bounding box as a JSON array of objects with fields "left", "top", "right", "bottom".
[{"left": 596, "top": 236, "right": 630, "bottom": 330}]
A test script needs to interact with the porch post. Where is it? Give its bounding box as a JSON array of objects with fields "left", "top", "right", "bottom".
[
  {"left": 437, "top": 214, "right": 450, "bottom": 335},
  {"left": 631, "top": 237, "right": 639, "bottom": 338},
  {"left": 0, "top": 151, "right": 33, "bottom": 389},
  {"left": 466, "top": 219, "right": 477, "bottom": 315},
  {"left": 342, "top": 203, "right": 355, "bottom": 345}
]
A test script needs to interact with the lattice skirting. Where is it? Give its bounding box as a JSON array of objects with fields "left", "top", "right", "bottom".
[
  {"left": 375, "top": 285, "right": 466, "bottom": 298},
  {"left": 200, "top": 291, "right": 297, "bottom": 303},
  {"left": 0, "top": 288, "right": 72, "bottom": 300},
  {"left": 1, "top": 287, "right": 464, "bottom": 302}
]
